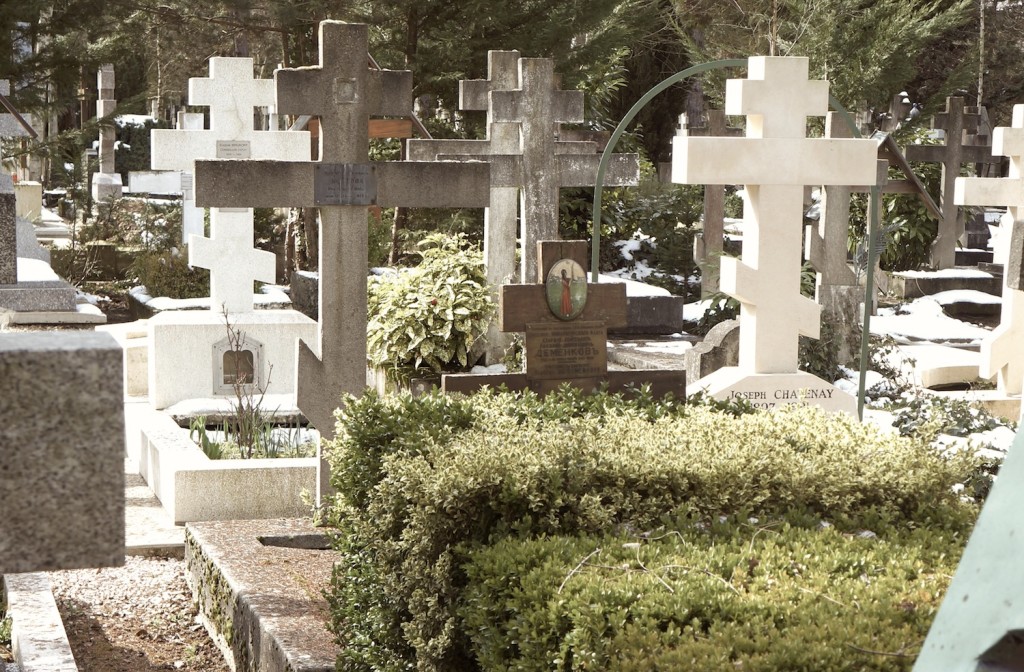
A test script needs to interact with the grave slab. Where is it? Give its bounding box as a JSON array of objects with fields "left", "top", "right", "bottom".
[
  {"left": 185, "top": 518, "right": 337, "bottom": 672},
  {"left": 0, "top": 332, "right": 124, "bottom": 574},
  {"left": 691, "top": 368, "right": 857, "bottom": 414},
  {"left": 2, "top": 573, "right": 77, "bottom": 671}
]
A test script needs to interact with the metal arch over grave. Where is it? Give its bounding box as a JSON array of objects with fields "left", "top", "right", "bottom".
[
  {"left": 151, "top": 57, "right": 311, "bottom": 314},
  {"left": 195, "top": 21, "right": 491, "bottom": 444},
  {"left": 955, "top": 103, "right": 1024, "bottom": 399},
  {"left": 442, "top": 240, "right": 686, "bottom": 398}
]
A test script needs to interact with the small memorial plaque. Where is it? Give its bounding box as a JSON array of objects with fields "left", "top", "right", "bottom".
[
  {"left": 332, "top": 77, "right": 357, "bottom": 105},
  {"left": 216, "top": 140, "right": 252, "bottom": 159},
  {"left": 314, "top": 164, "right": 377, "bottom": 206},
  {"left": 180, "top": 171, "right": 193, "bottom": 194},
  {"left": 525, "top": 320, "right": 606, "bottom": 380}
]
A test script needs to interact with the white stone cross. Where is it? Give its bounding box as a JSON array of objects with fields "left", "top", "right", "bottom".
[
  {"left": 673, "top": 57, "right": 876, "bottom": 375},
  {"left": 955, "top": 104, "right": 1024, "bottom": 395},
  {"left": 151, "top": 57, "right": 310, "bottom": 314}
]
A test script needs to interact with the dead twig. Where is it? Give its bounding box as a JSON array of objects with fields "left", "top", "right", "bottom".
[{"left": 558, "top": 547, "right": 601, "bottom": 594}]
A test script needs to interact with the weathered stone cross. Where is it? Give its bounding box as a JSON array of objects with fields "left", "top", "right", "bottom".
[
  {"left": 673, "top": 57, "right": 876, "bottom": 377},
  {"left": 92, "top": 64, "right": 123, "bottom": 202},
  {"left": 408, "top": 54, "right": 639, "bottom": 286},
  {"left": 906, "top": 96, "right": 1000, "bottom": 269},
  {"left": 441, "top": 240, "right": 685, "bottom": 398},
  {"left": 151, "top": 57, "right": 311, "bottom": 314},
  {"left": 194, "top": 21, "right": 490, "bottom": 440},
  {"left": 955, "top": 104, "right": 1024, "bottom": 395}
]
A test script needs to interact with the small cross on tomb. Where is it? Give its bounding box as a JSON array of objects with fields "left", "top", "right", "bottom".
[
  {"left": 955, "top": 103, "right": 1024, "bottom": 395},
  {"left": 671, "top": 57, "right": 876, "bottom": 413},
  {"left": 410, "top": 56, "right": 639, "bottom": 285},
  {"left": 151, "top": 57, "right": 311, "bottom": 313},
  {"left": 92, "top": 64, "right": 123, "bottom": 201},
  {"left": 442, "top": 240, "right": 686, "bottom": 398},
  {"left": 194, "top": 21, "right": 490, "bottom": 441},
  {"left": 906, "top": 96, "right": 1001, "bottom": 269}
]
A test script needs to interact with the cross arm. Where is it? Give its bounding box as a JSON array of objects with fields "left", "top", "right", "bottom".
[
  {"left": 906, "top": 144, "right": 997, "bottom": 164},
  {"left": 500, "top": 284, "right": 627, "bottom": 332},
  {"left": 955, "top": 176, "right": 1024, "bottom": 209},
  {"left": 557, "top": 153, "right": 639, "bottom": 188}
]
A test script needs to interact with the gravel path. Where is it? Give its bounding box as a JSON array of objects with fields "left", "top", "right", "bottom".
[{"left": 48, "top": 556, "right": 227, "bottom": 671}]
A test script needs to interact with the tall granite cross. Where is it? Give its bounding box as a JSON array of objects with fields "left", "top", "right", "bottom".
[
  {"left": 194, "top": 21, "right": 490, "bottom": 442},
  {"left": 681, "top": 110, "right": 742, "bottom": 297},
  {"left": 954, "top": 104, "right": 1024, "bottom": 395},
  {"left": 672, "top": 57, "right": 876, "bottom": 413},
  {"left": 906, "top": 97, "right": 999, "bottom": 269},
  {"left": 408, "top": 54, "right": 639, "bottom": 286},
  {"left": 152, "top": 57, "right": 311, "bottom": 314}
]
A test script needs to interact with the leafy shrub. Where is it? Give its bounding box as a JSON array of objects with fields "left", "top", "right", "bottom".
[
  {"left": 324, "top": 389, "right": 978, "bottom": 671},
  {"left": 687, "top": 293, "right": 740, "bottom": 336},
  {"left": 366, "top": 233, "right": 495, "bottom": 373},
  {"left": 461, "top": 520, "right": 967, "bottom": 671},
  {"left": 131, "top": 247, "right": 210, "bottom": 299}
]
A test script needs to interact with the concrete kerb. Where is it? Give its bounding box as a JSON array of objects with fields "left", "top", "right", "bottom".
[{"left": 2, "top": 574, "right": 77, "bottom": 672}]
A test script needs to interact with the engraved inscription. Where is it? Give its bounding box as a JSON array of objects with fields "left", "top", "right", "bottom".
[
  {"left": 180, "top": 172, "right": 193, "bottom": 194},
  {"left": 314, "top": 164, "right": 377, "bottom": 206},
  {"left": 216, "top": 140, "right": 252, "bottom": 159},
  {"left": 525, "top": 320, "right": 606, "bottom": 380}
]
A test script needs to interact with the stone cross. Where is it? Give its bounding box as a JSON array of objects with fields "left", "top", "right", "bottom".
[
  {"left": 409, "top": 55, "right": 639, "bottom": 286},
  {"left": 152, "top": 57, "right": 311, "bottom": 313},
  {"left": 0, "top": 80, "right": 29, "bottom": 286},
  {"left": 906, "top": 97, "right": 999, "bottom": 269},
  {"left": 194, "top": 21, "right": 490, "bottom": 444},
  {"left": 91, "top": 64, "right": 124, "bottom": 201},
  {"left": 442, "top": 240, "right": 685, "bottom": 397},
  {"left": 681, "top": 109, "right": 742, "bottom": 297},
  {"left": 954, "top": 104, "right": 1024, "bottom": 395},
  {"left": 671, "top": 57, "right": 875, "bottom": 413}
]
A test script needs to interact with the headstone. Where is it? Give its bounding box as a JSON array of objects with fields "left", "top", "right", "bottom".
[
  {"left": 671, "top": 57, "right": 876, "bottom": 414},
  {"left": 193, "top": 21, "right": 491, "bottom": 502},
  {"left": 91, "top": 64, "right": 124, "bottom": 202},
  {"left": 408, "top": 53, "right": 640, "bottom": 289},
  {"left": 0, "top": 173, "right": 15, "bottom": 284},
  {"left": 442, "top": 240, "right": 686, "bottom": 397},
  {"left": 906, "top": 97, "right": 999, "bottom": 269},
  {"left": 0, "top": 332, "right": 124, "bottom": 573},
  {"left": 912, "top": 427, "right": 1024, "bottom": 671},
  {"left": 954, "top": 103, "right": 1024, "bottom": 396},
  {"left": 684, "top": 319, "right": 740, "bottom": 383},
  {"left": 151, "top": 58, "right": 311, "bottom": 314},
  {"left": 680, "top": 110, "right": 742, "bottom": 297}
]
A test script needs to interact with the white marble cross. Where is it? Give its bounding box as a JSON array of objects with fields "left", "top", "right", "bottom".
[
  {"left": 673, "top": 57, "right": 876, "bottom": 376},
  {"left": 955, "top": 104, "right": 1024, "bottom": 395},
  {"left": 151, "top": 57, "right": 310, "bottom": 314}
]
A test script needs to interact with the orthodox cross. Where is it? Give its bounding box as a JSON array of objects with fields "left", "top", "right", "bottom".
[
  {"left": 151, "top": 57, "right": 311, "bottom": 313},
  {"left": 672, "top": 57, "right": 876, "bottom": 375},
  {"left": 955, "top": 103, "right": 1024, "bottom": 394}
]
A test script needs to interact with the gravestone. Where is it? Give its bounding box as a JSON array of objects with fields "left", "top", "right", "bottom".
[
  {"left": 671, "top": 57, "right": 876, "bottom": 414},
  {"left": 680, "top": 110, "right": 742, "bottom": 297},
  {"left": 147, "top": 58, "right": 317, "bottom": 410},
  {"left": 0, "top": 80, "right": 29, "bottom": 285},
  {"left": 906, "top": 97, "right": 999, "bottom": 269},
  {"left": 91, "top": 64, "right": 123, "bottom": 202},
  {"left": 954, "top": 103, "right": 1024, "bottom": 396},
  {"left": 194, "top": 21, "right": 491, "bottom": 501},
  {"left": 442, "top": 240, "right": 686, "bottom": 397},
  {"left": 912, "top": 427, "right": 1024, "bottom": 671},
  {"left": 0, "top": 331, "right": 124, "bottom": 573},
  {"left": 408, "top": 52, "right": 640, "bottom": 289},
  {"left": 684, "top": 319, "right": 740, "bottom": 383}
]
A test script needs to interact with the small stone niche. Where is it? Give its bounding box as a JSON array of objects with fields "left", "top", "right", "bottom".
[{"left": 212, "top": 333, "right": 264, "bottom": 395}]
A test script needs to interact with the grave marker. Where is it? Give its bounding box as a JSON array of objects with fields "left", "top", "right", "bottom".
[
  {"left": 91, "top": 64, "right": 124, "bottom": 201},
  {"left": 954, "top": 104, "right": 1024, "bottom": 396},
  {"left": 672, "top": 57, "right": 876, "bottom": 414},
  {"left": 906, "top": 97, "right": 999, "bottom": 269},
  {"left": 442, "top": 240, "right": 685, "bottom": 398},
  {"left": 151, "top": 57, "right": 311, "bottom": 314},
  {"left": 194, "top": 21, "right": 491, "bottom": 447}
]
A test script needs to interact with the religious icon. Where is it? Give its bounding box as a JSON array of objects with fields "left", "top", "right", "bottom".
[{"left": 545, "top": 259, "right": 587, "bottom": 320}]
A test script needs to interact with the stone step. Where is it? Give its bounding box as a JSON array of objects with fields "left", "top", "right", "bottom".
[{"left": 955, "top": 248, "right": 993, "bottom": 266}]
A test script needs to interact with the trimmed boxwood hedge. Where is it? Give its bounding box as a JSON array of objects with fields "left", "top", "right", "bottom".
[{"left": 322, "top": 388, "right": 980, "bottom": 672}]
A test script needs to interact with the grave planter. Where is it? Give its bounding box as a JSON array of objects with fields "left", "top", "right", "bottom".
[
  {"left": 366, "top": 365, "right": 440, "bottom": 396},
  {"left": 137, "top": 409, "right": 316, "bottom": 524}
]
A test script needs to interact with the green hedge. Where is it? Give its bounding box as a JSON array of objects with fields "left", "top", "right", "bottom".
[
  {"left": 462, "top": 521, "right": 965, "bottom": 671},
  {"left": 323, "top": 389, "right": 980, "bottom": 672}
]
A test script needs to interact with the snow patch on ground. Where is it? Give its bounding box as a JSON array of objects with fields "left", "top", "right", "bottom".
[{"left": 870, "top": 297, "right": 991, "bottom": 344}]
